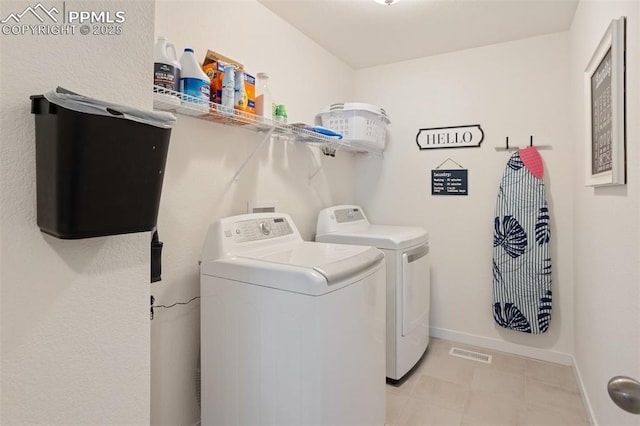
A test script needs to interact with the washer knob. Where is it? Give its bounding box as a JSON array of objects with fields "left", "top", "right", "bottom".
[{"left": 259, "top": 221, "right": 272, "bottom": 236}]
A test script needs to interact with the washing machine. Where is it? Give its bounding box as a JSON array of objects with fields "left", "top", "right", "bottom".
[
  {"left": 316, "top": 205, "right": 430, "bottom": 383},
  {"left": 200, "top": 212, "right": 386, "bottom": 426}
]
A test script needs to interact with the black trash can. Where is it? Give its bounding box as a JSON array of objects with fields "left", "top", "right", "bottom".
[{"left": 31, "top": 87, "right": 176, "bottom": 239}]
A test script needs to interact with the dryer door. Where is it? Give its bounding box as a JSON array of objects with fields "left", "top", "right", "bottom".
[{"left": 401, "top": 243, "right": 430, "bottom": 336}]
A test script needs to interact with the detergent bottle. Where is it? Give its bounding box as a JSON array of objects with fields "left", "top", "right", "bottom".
[
  {"left": 179, "top": 48, "right": 210, "bottom": 113},
  {"left": 153, "top": 36, "right": 181, "bottom": 109}
]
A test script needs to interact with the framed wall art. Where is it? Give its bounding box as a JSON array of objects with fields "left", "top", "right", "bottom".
[{"left": 584, "top": 17, "right": 626, "bottom": 187}]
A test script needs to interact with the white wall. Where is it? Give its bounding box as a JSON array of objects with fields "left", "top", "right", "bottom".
[
  {"left": 0, "top": 1, "right": 154, "bottom": 424},
  {"left": 152, "top": 2, "right": 356, "bottom": 424},
  {"left": 353, "top": 33, "right": 575, "bottom": 363},
  {"left": 569, "top": 1, "right": 640, "bottom": 425}
]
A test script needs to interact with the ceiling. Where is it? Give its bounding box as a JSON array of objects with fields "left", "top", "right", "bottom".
[{"left": 258, "top": 0, "right": 579, "bottom": 69}]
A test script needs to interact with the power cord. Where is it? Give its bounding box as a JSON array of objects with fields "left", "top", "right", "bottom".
[{"left": 150, "top": 295, "right": 200, "bottom": 320}]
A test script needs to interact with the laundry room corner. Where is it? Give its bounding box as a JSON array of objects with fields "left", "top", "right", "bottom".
[
  {"left": 4, "top": 1, "right": 640, "bottom": 425},
  {"left": 150, "top": 1, "right": 358, "bottom": 424},
  {"left": 353, "top": 32, "right": 576, "bottom": 362}
]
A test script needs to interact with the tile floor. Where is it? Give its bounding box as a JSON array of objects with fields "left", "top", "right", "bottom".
[{"left": 386, "top": 338, "right": 590, "bottom": 426}]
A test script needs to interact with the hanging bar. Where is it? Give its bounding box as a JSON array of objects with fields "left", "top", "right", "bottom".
[{"left": 495, "top": 135, "right": 552, "bottom": 152}]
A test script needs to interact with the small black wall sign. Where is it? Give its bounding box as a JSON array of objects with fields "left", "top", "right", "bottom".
[
  {"left": 417, "top": 125, "right": 484, "bottom": 150},
  {"left": 431, "top": 169, "right": 468, "bottom": 196}
]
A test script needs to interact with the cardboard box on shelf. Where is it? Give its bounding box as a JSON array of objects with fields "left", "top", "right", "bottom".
[
  {"left": 202, "top": 60, "right": 226, "bottom": 104},
  {"left": 202, "top": 56, "right": 255, "bottom": 115},
  {"left": 242, "top": 72, "right": 256, "bottom": 115},
  {"left": 203, "top": 49, "right": 243, "bottom": 70}
]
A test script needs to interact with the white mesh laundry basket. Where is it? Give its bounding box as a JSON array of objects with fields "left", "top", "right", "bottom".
[{"left": 315, "top": 102, "right": 390, "bottom": 153}]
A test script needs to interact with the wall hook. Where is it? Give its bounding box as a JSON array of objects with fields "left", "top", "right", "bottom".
[{"left": 495, "top": 134, "right": 552, "bottom": 152}]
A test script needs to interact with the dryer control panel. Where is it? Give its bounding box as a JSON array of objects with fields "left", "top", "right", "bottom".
[
  {"left": 231, "top": 217, "right": 293, "bottom": 243},
  {"left": 335, "top": 207, "right": 365, "bottom": 223}
]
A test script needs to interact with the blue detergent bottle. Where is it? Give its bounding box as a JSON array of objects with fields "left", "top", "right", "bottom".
[{"left": 179, "top": 48, "right": 210, "bottom": 113}]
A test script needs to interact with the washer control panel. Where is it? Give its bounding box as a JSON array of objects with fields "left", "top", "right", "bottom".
[
  {"left": 231, "top": 217, "right": 293, "bottom": 243},
  {"left": 334, "top": 207, "right": 365, "bottom": 223}
]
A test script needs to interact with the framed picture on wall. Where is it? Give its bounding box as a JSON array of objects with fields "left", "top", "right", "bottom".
[{"left": 584, "top": 16, "right": 626, "bottom": 187}]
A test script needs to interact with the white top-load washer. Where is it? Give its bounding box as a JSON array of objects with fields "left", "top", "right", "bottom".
[
  {"left": 200, "top": 212, "right": 386, "bottom": 426},
  {"left": 316, "top": 205, "right": 430, "bottom": 383}
]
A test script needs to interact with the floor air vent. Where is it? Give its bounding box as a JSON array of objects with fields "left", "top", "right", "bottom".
[{"left": 449, "top": 347, "right": 492, "bottom": 363}]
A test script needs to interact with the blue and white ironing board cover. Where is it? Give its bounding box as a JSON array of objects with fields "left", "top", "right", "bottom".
[{"left": 493, "top": 147, "right": 551, "bottom": 334}]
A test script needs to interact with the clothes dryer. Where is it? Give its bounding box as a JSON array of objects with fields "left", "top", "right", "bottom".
[
  {"left": 316, "top": 205, "right": 430, "bottom": 382},
  {"left": 200, "top": 212, "right": 386, "bottom": 425}
]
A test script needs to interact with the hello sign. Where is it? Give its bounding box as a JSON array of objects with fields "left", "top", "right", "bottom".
[{"left": 416, "top": 124, "right": 484, "bottom": 150}]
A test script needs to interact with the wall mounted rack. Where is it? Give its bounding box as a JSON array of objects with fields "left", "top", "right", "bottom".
[
  {"left": 153, "top": 85, "right": 381, "bottom": 182},
  {"left": 153, "top": 85, "right": 380, "bottom": 155},
  {"left": 494, "top": 135, "right": 553, "bottom": 152}
]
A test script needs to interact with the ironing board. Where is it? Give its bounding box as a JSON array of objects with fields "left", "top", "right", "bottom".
[{"left": 493, "top": 147, "right": 551, "bottom": 334}]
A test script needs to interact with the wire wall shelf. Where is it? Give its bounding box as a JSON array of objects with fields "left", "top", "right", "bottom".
[{"left": 153, "top": 85, "right": 377, "bottom": 155}]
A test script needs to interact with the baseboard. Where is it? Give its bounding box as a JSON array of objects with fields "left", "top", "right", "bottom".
[
  {"left": 571, "top": 355, "right": 598, "bottom": 426},
  {"left": 430, "top": 326, "right": 573, "bottom": 365}
]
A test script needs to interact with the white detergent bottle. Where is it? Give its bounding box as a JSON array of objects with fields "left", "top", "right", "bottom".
[
  {"left": 153, "top": 36, "right": 181, "bottom": 109},
  {"left": 220, "top": 64, "right": 236, "bottom": 115},
  {"left": 178, "top": 48, "right": 210, "bottom": 115}
]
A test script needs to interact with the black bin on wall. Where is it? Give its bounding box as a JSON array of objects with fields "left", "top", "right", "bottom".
[{"left": 30, "top": 87, "right": 176, "bottom": 239}]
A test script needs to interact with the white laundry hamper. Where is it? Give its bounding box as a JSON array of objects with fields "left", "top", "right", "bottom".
[{"left": 315, "top": 102, "right": 390, "bottom": 153}]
